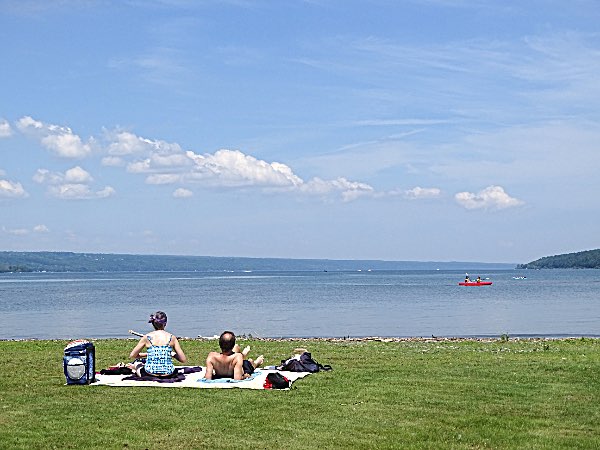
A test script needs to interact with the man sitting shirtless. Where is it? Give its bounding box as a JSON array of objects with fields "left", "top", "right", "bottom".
[{"left": 204, "top": 331, "right": 264, "bottom": 380}]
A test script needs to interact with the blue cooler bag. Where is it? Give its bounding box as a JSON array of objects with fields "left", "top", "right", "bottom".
[{"left": 63, "top": 340, "right": 96, "bottom": 385}]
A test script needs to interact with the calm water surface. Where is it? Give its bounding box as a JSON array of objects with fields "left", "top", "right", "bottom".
[{"left": 1, "top": 269, "right": 599, "bottom": 339}]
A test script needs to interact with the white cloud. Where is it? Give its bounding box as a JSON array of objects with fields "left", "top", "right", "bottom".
[
  {"left": 106, "top": 131, "right": 156, "bottom": 156},
  {"left": 0, "top": 179, "right": 28, "bottom": 198},
  {"left": 7, "top": 123, "right": 415, "bottom": 202},
  {"left": 179, "top": 149, "right": 374, "bottom": 201},
  {"left": 106, "top": 131, "right": 149, "bottom": 155},
  {"left": 301, "top": 177, "right": 375, "bottom": 202},
  {"left": 16, "top": 115, "right": 43, "bottom": 131},
  {"left": 127, "top": 159, "right": 152, "bottom": 174},
  {"left": 33, "top": 224, "right": 49, "bottom": 233},
  {"left": 173, "top": 188, "right": 193, "bottom": 198},
  {"left": 96, "top": 186, "right": 116, "bottom": 198},
  {"left": 0, "top": 120, "right": 12, "bottom": 137},
  {"left": 105, "top": 130, "right": 184, "bottom": 156},
  {"left": 16, "top": 116, "right": 92, "bottom": 158},
  {"left": 64, "top": 166, "right": 93, "bottom": 183},
  {"left": 15, "top": 118, "right": 530, "bottom": 206},
  {"left": 145, "top": 173, "right": 181, "bottom": 185},
  {"left": 47, "top": 184, "right": 93, "bottom": 199},
  {"left": 47, "top": 183, "right": 115, "bottom": 200},
  {"left": 41, "top": 133, "right": 91, "bottom": 158},
  {"left": 184, "top": 149, "right": 304, "bottom": 188},
  {"left": 101, "top": 156, "right": 125, "bottom": 167},
  {"left": 127, "top": 154, "right": 190, "bottom": 174},
  {"left": 33, "top": 167, "right": 90, "bottom": 185},
  {"left": 404, "top": 187, "right": 442, "bottom": 199},
  {"left": 100, "top": 129, "right": 378, "bottom": 201},
  {"left": 152, "top": 152, "right": 191, "bottom": 167},
  {"left": 33, "top": 166, "right": 115, "bottom": 200},
  {"left": 95, "top": 128, "right": 382, "bottom": 201},
  {"left": 455, "top": 185, "right": 524, "bottom": 210},
  {"left": 33, "top": 169, "right": 63, "bottom": 185}
]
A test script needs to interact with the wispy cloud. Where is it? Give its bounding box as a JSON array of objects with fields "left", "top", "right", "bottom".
[
  {"left": 2, "top": 223, "right": 49, "bottom": 235},
  {"left": 1, "top": 226, "right": 29, "bottom": 235},
  {"left": 430, "top": 120, "right": 600, "bottom": 183},
  {"left": 216, "top": 45, "right": 265, "bottom": 67},
  {"left": 108, "top": 46, "right": 190, "bottom": 89},
  {"left": 409, "top": 0, "right": 511, "bottom": 9},
  {"left": 301, "top": 137, "right": 428, "bottom": 181},
  {"left": 352, "top": 119, "right": 453, "bottom": 127},
  {"left": 294, "top": 31, "right": 600, "bottom": 125},
  {"left": 0, "top": 0, "right": 99, "bottom": 16}
]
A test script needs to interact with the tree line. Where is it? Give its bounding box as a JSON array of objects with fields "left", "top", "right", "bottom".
[{"left": 517, "top": 249, "right": 600, "bottom": 269}]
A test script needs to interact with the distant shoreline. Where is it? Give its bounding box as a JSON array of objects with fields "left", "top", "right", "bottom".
[{"left": 0, "top": 250, "right": 517, "bottom": 273}]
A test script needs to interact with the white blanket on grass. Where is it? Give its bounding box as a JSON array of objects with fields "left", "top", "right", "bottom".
[{"left": 92, "top": 367, "right": 311, "bottom": 390}]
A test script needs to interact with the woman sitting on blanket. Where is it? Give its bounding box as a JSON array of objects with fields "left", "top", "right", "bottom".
[{"left": 128, "top": 311, "right": 187, "bottom": 377}]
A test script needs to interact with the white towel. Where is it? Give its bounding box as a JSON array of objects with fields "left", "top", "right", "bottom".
[{"left": 92, "top": 367, "right": 311, "bottom": 390}]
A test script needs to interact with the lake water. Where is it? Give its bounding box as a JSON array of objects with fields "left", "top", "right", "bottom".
[{"left": 1, "top": 269, "right": 599, "bottom": 340}]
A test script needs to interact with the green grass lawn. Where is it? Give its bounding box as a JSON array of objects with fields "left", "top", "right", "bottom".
[{"left": 1, "top": 338, "right": 599, "bottom": 449}]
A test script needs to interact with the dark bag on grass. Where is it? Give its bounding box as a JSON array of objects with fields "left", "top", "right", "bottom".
[
  {"left": 100, "top": 366, "right": 133, "bottom": 376},
  {"left": 264, "top": 372, "right": 290, "bottom": 389},
  {"left": 277, "top": 352, "right": 332, "bottom": 373}
]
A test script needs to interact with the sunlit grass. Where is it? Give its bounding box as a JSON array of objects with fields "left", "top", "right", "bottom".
[{"left": 0, "top": 338, "right": 598, "bottom": 449}]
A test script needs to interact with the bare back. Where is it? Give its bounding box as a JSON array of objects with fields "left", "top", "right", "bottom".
[
  {"left": 204, "top": 351, "right": 244, "bottom": 380},
  {"left": 145, "top": 329, "right": 172, "bottom": 347}
]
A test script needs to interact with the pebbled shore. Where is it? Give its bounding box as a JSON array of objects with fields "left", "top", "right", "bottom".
[
  {"left": 4, "top": 335, "right": 597, "bottom": 343},
  {"left": 201, "top": 335, "right": 597, "bottom": 343}
]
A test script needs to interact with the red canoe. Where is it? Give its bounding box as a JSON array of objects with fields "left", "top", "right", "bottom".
[{"left": 459, "top": 281, "right": 492, "bottom": 286}]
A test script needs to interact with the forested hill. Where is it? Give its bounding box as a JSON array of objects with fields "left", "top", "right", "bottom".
[
  {"left": 517, "top": 249, "right": 600, "bottom": 269},
  {"left": 0, "top": 251, "right": 514, "bottom": 273}
]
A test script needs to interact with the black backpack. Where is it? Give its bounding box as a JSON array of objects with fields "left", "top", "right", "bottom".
[
  {"left": 277, "top": 352, "right": 332, "bottom": 373},
  {"left": 265, "top": 372, "right": 290, "bottom": 389}
]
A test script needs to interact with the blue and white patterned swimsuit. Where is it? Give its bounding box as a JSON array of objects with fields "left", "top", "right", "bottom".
[{"left": 144, "top": 334, "right": 175, "bottom": 375}]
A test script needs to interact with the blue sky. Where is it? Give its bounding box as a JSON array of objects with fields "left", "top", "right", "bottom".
[{"left": 1, "top": 0, "right": 599, "bottom": 263}]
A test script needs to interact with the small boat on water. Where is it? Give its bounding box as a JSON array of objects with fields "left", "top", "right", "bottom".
[{"left": 458, "top": 281, "right": 493, "bottom": 286}]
